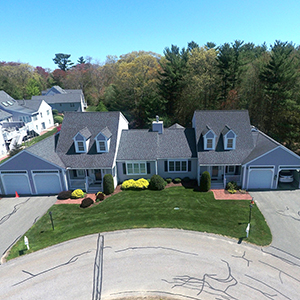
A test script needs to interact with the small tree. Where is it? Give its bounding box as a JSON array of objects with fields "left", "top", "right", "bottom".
[
  {"left": 9, "top": 142, "right": 23, "bottom": 157},
  {"left": 103, "top": 174, "right": 114, "bottom": 195},
  {"left": 199, "top": 171, "right": 211, "bottom": 192}
]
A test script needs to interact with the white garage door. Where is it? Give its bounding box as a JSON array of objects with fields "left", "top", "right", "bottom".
[
  {"left": 33, "top": 171, "right": 62, "bottom": 194},
  {"left": 248, "top": 168, "right": 274, "bottom": 189},
  {"left": 1, "top": 172, "right": 31, "bottom": 195}
]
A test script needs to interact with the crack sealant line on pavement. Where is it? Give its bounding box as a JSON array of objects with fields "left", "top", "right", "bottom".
[{"left": 92, "top": 234, "right": 104, "bottom": 300}]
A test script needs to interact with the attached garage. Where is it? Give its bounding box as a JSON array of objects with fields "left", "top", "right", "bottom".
[
  {"left": 247, "top": 167, "right": 274, "bottom": 190},
  {"left": 33, "top": 171, "right": 62, "bottom": 194},
  {"left": 1, "top": 171, "right": 32, "bottom": 195}
]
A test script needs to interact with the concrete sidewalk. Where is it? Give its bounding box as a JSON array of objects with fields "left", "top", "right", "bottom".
[{"left": 0, "top": 229, "right": 299, "bottom": 300}]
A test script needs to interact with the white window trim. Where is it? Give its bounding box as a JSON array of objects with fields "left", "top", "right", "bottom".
[
  {"left": 224, "top": 131, "right": 236, "bottom": 150},
  {"left": 203, "top": 130, "right": 216, "bottom": 150},
  {"left": 168, "top": 160, "right": 188, "bottom": 173},
  {"left": 75, "top": 140, "right": 86, "bottom": 153},
  {"left": 126, "top": 161, "right": 147, "bottom": 175},
  {"left": 95, "top": 134, "right": 110, "bottom": 153}
]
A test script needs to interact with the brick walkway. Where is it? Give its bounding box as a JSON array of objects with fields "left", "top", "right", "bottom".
[{"left": 212, "top": 189, "right": 253, "bottom": 200}]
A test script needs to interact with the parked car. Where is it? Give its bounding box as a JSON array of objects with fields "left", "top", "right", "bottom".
[{"left": 279, "top": 170, "right": 294, "bottom": 183}]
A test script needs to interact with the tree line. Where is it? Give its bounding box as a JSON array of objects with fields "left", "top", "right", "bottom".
[{"left": 1, "top": 40, "right": 300, "bottom": 151}]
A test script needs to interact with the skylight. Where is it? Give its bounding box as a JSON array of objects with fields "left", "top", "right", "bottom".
[
  {"left": 7, "top": 100, "right": 13, "bottom": 106},
  {"left": 1, "top": 101, "right": 8, "bottom": 107}
]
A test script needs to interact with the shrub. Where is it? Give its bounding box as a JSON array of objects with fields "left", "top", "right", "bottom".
[
  {"left": 54, "top": 115, "right": 63, "bottom": 124},
  {"left": 165, "top": 178, "right": 172, "bottom": 184},
  {"left": 182, "top": 177, "right": 190, "bottom": 183},
  {"left": 57, "top": 190, "right": 72, "bottom": 200},
  {"left": 173, "top": 178, "right": 181, "bottom": 184},
  {"left": 80, "top": 197, "right": 94, "bottom": 208},
  {"left": 103, "top": 174, "right": 114, "bottom": 195},
  {"left": 96, "top": 192, "right": 105, "bottom": 201},
  {"left": 228, "top": 189, "right": 236, "bottom": 194},
  {"left": 226, "top": 181, "right": 238, "bottom": 190},
  {"left": 135, "top": 178, "right": 149, "bottom": 189},
  {"left": 121, "top": 179, "right": 136, "bottom": 190},
  {"left": 149, "top": 175, "right": 166, "bottom": 190},
  {"left": 199, "top": 171, "right": 211, "bottom": 192},
  {"left": 121, "top": 178, "right": 149, "bottom": 190},
  {"left": 71, "top": 189, "right": 85, "bottom": 199}
]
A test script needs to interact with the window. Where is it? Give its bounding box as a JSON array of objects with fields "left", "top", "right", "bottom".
[
  {"left": 40, "top": 112, "right": 43, "bottom": 118},
  {"left": 227, "top": 139, "right": 233, "bottom": 148},
  {"left": 33, "top": 115, "right": 38, "bottom": 121},
  {"left": 77, "top": 141, "right": 85, "bottom": 152},
  {"left": 168, "top": 160, "right": 188, "bottom": 173},
  {"left": 227, "top": 166, "right": 235, "bottom": 174},
  {"left": 206, "top": 138, "right": 213, "bottom": 149},
  {"left": 126, "top": 162, "right": 146, "bottom": 175},
  {"left": 99, "top": 141, "right": 106, "bottom": 152},
  {"left": 47, "top": 110, "right": 50, "bottom": 115},
  {"left": 36, "top": 125, "right": 38, "bottom": 130},
  {"left": 70, "top": 103, "right": 75, "bottom": 107}
]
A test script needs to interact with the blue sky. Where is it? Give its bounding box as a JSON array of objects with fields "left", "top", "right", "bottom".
[{"left": 1, "top": 0, "right": 299, "bottom": 70}]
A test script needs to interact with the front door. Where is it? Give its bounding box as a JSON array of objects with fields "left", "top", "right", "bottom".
[
  {"left": 94, "top": 169, "right": 102, "bottom": 183},
  {"left": 212, "top": 166, "right": 219, "bottom": 178}
]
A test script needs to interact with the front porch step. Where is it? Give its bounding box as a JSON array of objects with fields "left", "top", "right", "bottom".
[
  {"left": 211, "top": 183, "right": 224, "bottom": 189},
  {"left": 87, "top": 187, "right": 102, "bottom": 193}
]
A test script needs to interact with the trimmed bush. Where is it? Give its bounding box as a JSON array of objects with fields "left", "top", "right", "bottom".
[
  {"left": 54, "top": 115, "right": 63, "bottom": 124},
  {"left": 71, "top": 189, "right": 85, "bottom": 199},
  {"left": 121, "top": 178, "right": 149, "bottom": 190},
  {"left": 182, "top": 177, "right": 190, "bottom": 183},
  {"left": 135, "top": 178, "right": 149, "bottom": 189},
  {"left": 57, "top": 190, "right": 72, "bottom": 200},
  {"left": 199, "top": 171, "right": 211, "bottom": 192},
  {"left": 226, "top": 181, "right": 238, "bottom": 190},
  {"left": 103, "top": 174, "right": 114, "bottom": 195},
  {"left": 165, "top": 178, "right": 172, "bottom": 184},
  {"left": 96, "top": 192, "right": 105, "bottom": 201},
  {"left": 80, "top": 197, "right": 94, "bottom": 208},
  {"left": 173, "top": 178, "right": 181, "bottom": 184},
  {"left": 149, "top": 175, "right": 166, "bottom": 190}
]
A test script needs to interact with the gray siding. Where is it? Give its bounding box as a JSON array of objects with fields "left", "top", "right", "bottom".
[
  {"left": 117, "top": 161, "right": 156, "bottom": 183},
  {"left": 157, "top": 158, "right": 197, "bottom": 180},
  {"left": 50, "top": 103, "right": 82, "bottom": 113},
  {"left": 0, "top": 151, "right": 66, "bottom": 194}
]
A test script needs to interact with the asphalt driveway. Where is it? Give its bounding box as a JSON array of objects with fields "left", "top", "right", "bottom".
[
  {"left": 0, "top": 195, "right": 57, "bottom": 264},
  {"left": 251, "top": 190, "right": 300, "bottom": 260}
]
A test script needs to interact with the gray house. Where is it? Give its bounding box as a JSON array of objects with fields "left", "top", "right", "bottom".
[
  {"left": 32, "top": 86, "right": 87, "bottom": 113},
  {"left": 0, "top": 110, "right": 300, "bottom": 196}
]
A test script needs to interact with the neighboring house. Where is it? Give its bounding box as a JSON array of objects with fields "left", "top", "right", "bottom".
[
  {"left": 1, "top": 110, "right": 300, "bottom": 196},
  {"left": 0, "top": 111, "right": 128, "bottom": 195},
  {"left": 0, "top": 91, "right": 54, "bottom": 135},
  {"left": 32, "top": 85, "right": 87, "bottom": 112}
]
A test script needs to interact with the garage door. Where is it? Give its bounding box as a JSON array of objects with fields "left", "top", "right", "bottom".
[
  {"left": 33, "top": 171, "right": 62, "bottom": 194},
  {"left": 248, "top": 168, "right": 274, "bottom": 189},
  {"left": 1, "top": 171, "right": 31, "bottom": 195}
]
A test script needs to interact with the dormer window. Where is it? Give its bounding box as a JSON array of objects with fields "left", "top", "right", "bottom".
[
  {"left": 95, "top": 127, "right": 112, "bottom": 153},
  {"left": 203, "top": 126, "right": 216, "bottom": 150},
  {"left": 73, "top": 127, "right": 91, "bottom": 153},
  {"left": 222, "top": 127, "right": 236, "bottom": 150}
]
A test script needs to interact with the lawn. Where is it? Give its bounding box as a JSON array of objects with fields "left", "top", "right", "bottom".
[{"left": 7, "top": 186, "right": 272, "bottom": 260}]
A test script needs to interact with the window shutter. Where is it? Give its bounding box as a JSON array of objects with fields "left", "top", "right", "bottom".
[
  {"left": 225, "top": 166, "right": 228, "bottom": 173},
  {"left": 122, "top": 163, "right": 126, "bottom": 174},
  {"left": 73, "top": 170, "right": 77, "bottom": 177},
  {"left": 164, "top": 161, "right": 168, "bottom": 172},
  {"left": 147, "top": 162, "right": 151, "bottom": 174},
  {"left": 188, "top": 160, "right": 191, "bottom": 172}
]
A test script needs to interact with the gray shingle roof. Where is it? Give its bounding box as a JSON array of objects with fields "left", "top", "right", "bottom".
[
  {"left": 117, "top": 127, "right": 197, "bottom": 161},
  {"left": 0, "top": 109, "right": 12, "bottom": 121},
  {"left": 193, "top": 110, "right": 254, "bottom": 165},
  {"left": 56, "top": 111, "right": 122, "bottom": 168},
  {"left": 243, "top": 129, "right": 279, "bottom": 164},
  {"left": 32, "top": 93, "right": 83, "bottom": 104},
  {"left": 100, "top": 127, "right": 112, "bottom": 139},
  {"left": 78, "top": 127, "right": 92, "bottom": 139},
  {"left": 0, "top": 90, "right": 15, "bottom": 102},
  {"left": 26, "top": 134, "right": 65, "bottom": 168}
]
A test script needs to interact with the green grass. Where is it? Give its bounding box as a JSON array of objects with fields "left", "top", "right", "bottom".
[
  {"left": 22, "top": 128, "right": 58, "bottom": 147},
  {"left": 7, "top": 187, "right": 272, "bottom": 260}
]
